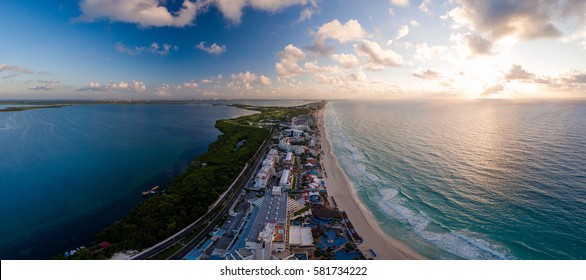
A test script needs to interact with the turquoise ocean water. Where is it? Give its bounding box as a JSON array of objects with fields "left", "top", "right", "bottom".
[
  {"left": 324, "top": 100, "right": 586, "bottom": 259},
  {"left": 0, "top": 103, "right": 256, "bottom": 259}
]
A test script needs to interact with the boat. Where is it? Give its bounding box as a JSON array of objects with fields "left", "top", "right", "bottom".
[{"left": 142, "top": 186, "right": 159, "bottom": 196}]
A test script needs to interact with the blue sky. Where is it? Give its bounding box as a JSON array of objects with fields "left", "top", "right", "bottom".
[{"left": 1, "top": 0, "right": 585, "bottom": 100}]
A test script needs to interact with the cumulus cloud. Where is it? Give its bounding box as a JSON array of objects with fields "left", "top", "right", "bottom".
[
  {"left": 314, "top": 71, "right": 366, "bottom": 85},
  {"left": 303, "top": 61, "right": 341, "bottom": 74},
  {"left": 76, "top": 0, "right": 315, "bottom": 27},
  {"left": 346, "top": 71, "right": 366, "bottom": 81},
  {"left": 481, "top": 83, "right": 505, "bottom": 96},
  {"left": 297, "top": 3, "right": 320, "bottom": 23},
  {"left": 178, "top": 81, "right": 199, "bottom": 89},
  {"left": 478, "top": 64, "right": 586, "bottom": 97},
  {"left": 412, "top": 68, "right": 442, "bottom": 80},
  {"left": 214, "top": 0, "right": 315, "bottom": 23},
  {"left": 331, "top": 53, "right": 360, "bottom": 68},
  {"left": 115, "top": 42, "right": 178, "bottom": 56},
  {"left": 196, "top": 41, "right": 227, "bottom": 55},
  {"left": 413, "top": 43, "right": 451, "bottom": 62},
  {"left": 446, "top": 0, "right": 586, "bottom": 40},
  {"left": 258, "top": 75, "right": 272, "bottom": 85},
  {"left": 419, "top": 0, "right": 432, "bottom": 14},
  {"left": 228, "top": 71, "right": 272, "bottom": 89},
  {"left": 305, "top": 38, "right": 335, "bottom": 57},
  {"left": 0, "top": 64, "right": 48, "bottom": 80},
  {"left": 354, "top": 40, "right": 404, "bottom": 70},
  {"left": 317, "top": 19, "right": 366, "bottom": 43},
  {"left": 464, "top": 33, "right": 493, "bottom": 56},
  {"left": 153, "top": 80, "right": 202, "bottom": 96},
  {"left": 28, "top": 80, "right": 64, "bottom": 91},
  {"left": 389, "top": 0, "right": 410, "bottom": 7},
  {"left": 0, "top": 64, "right": 34, "bottom": 75},
  {"left": 505, "top": 64, "right": 536, "bottom": 81},
  {"left": 79, "top": 80, "right": 147, "bottom": 93},
  {"left": 275, "top": 44, "right": 307, "bottom": 78},
  {"left": 76, "top": 0, "right": 200, "bottom": 27},
  {"left": 396, "top": 25, "right": 409, "bottom": 40}
]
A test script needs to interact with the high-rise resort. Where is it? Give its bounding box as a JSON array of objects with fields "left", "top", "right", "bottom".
[{"left": 1, "top": 0, "right": 585, "bottom": 270}]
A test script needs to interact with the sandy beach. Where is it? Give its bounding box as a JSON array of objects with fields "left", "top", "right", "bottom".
[{"left": 317, "top": 108, "right": 425, "bottom": 260}]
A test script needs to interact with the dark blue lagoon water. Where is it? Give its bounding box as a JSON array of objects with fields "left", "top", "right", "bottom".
[
  {"left": 324, "top": 100, "right": 586, "bottom": 259},
  {"left": 0, "top": 103, "right": 254, "bottom": 259}
]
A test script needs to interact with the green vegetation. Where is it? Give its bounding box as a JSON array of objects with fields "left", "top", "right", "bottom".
[
  {"left": 227, "top": 104, "right": 315, "bottom": 126},
  {"left": 0, "top": 104, "right": 69, "bottom": 112},
  {"left": 294, "top": 203, "right": 311, "bottom": 216},
  {"left": 66, "top": 103, "right": 320, "bottom": 259}
]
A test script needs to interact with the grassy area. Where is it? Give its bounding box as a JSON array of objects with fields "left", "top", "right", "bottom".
[{"left": 294, "top": 203, "right": 311, "bottom": 216}]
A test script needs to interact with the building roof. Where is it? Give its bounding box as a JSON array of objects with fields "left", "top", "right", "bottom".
[
  {"left": 279, "top": 169, "right": 291, "bottom": 186},
  {"left": 289, "top": 226, "right": 313, "bottom": 247},
  {"left": 273, "top": 224, "right": 285, "bottom": 242}
]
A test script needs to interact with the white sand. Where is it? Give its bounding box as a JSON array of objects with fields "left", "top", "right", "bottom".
[{"left": 318, "top": 108, "right": 425, "bottom": 260}]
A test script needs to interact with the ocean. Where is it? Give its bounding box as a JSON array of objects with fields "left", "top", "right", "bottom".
[
  {"left": 324, "top": 100, "right": 586, "bottom": 259},
  {"left": 0, "top": 102, "right": 258, "bottom": 259}
]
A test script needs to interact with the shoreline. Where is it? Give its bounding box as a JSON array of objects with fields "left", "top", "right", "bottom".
[{"left": 318, "top": 106, "right": 425, "bottom": 260}]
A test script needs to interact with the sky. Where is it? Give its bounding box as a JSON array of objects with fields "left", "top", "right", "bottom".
[{"left": 0, "top": 0, "right": 585, "bottom": 100}]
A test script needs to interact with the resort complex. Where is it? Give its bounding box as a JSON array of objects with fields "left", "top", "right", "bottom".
[{"left": 181, "top": 105, "right": 367, "bottom": 260}]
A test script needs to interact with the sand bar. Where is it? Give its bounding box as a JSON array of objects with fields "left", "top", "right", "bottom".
[{"left": 317, "top": 107, "right": 425, "bottom": 260}]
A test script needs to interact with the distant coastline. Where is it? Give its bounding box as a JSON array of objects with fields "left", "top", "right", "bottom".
[{"left": 0, "top": 104, "right": 70, "bottom": 112}]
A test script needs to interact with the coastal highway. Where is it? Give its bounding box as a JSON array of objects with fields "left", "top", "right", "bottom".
[{"left": 130, "top": 126, "right": 275, "bottom": 260}]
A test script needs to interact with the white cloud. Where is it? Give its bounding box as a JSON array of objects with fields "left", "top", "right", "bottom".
[
  {"left": 258, "top": 75, "right": 272, "bottom": 85},
  {"left": 155, "top": 84, "right": 173, "bottom": 97},
  {"left": 303, "top": 61, "right": 341, "bottom": 73},
  {"left": 180, "top": 81, "right": 199, "bottom": 89},
  {"left": 77, "top": 0, "right": 315, "bottom": 27},
  {"left": 413, "top": 43, "right": 451, "bottom": 62},
  {"left": 115, "top": 42, "right": 178, "bottom": 56},
  {"left": 346, "top": 71, "right": 366, "bottom": 81},
  {"left": 354, "top": 40, "right": 404, "bottom": 70},
  {"left": 297, "top": 5, "right": 320, "bottom": 23},
  {"left": 314, "top": 73, "right": 343, "bottom": 85},
  {"left": 275, "top": 44, "right": 307, "bottom": 78},
  {"left": 331, "top": 53, "right": 360, "bottom": 68},
  {"left": 410, "top": 20, "right": 419, "bottom": 26},
  {"left": 76, "top": 0, "right": 200, "bottom": 27},
  {"left": 80, "top": 80, "right": 147, "bottom": 93},
  {"left": 196, "top": 41, "right": 227, "bottom": 56},
  {"left": 317, "top": 19, "right": 366, "bottom": 43},
  {"left": 214, "top": 0, "right": 314, "bottom": 23},
  {"left": 0, "top": 64, "right": 34, "bottom": 75},
  {"left": 505, "top": 64, "right": 536, "bottom": 81},
  {"left": 419, "top": 0, "right": 432, "bottom": 14},
  {"left": 228, "top": 71, "right": 272, "bottom": 89},
  {"left": 28, "top": 80, "right": 64, "bottom": 91},
  {"left": 481, "top": 83, "right": 505, "bottom": 96},
  {"left": 314, "top": 71, "right": 366, "bottom": 86},
  {"left": 0, "top": 64, "right": 48, "bottom": 80},
  {"left": 389, "top": 0, "right": 409, "bottom": 7},
  {"left": 396, "top": 25, "right": 409, "bottom": 40},
  {"left": 412, "top": 68, "right": 442, "bottom": 80}
]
